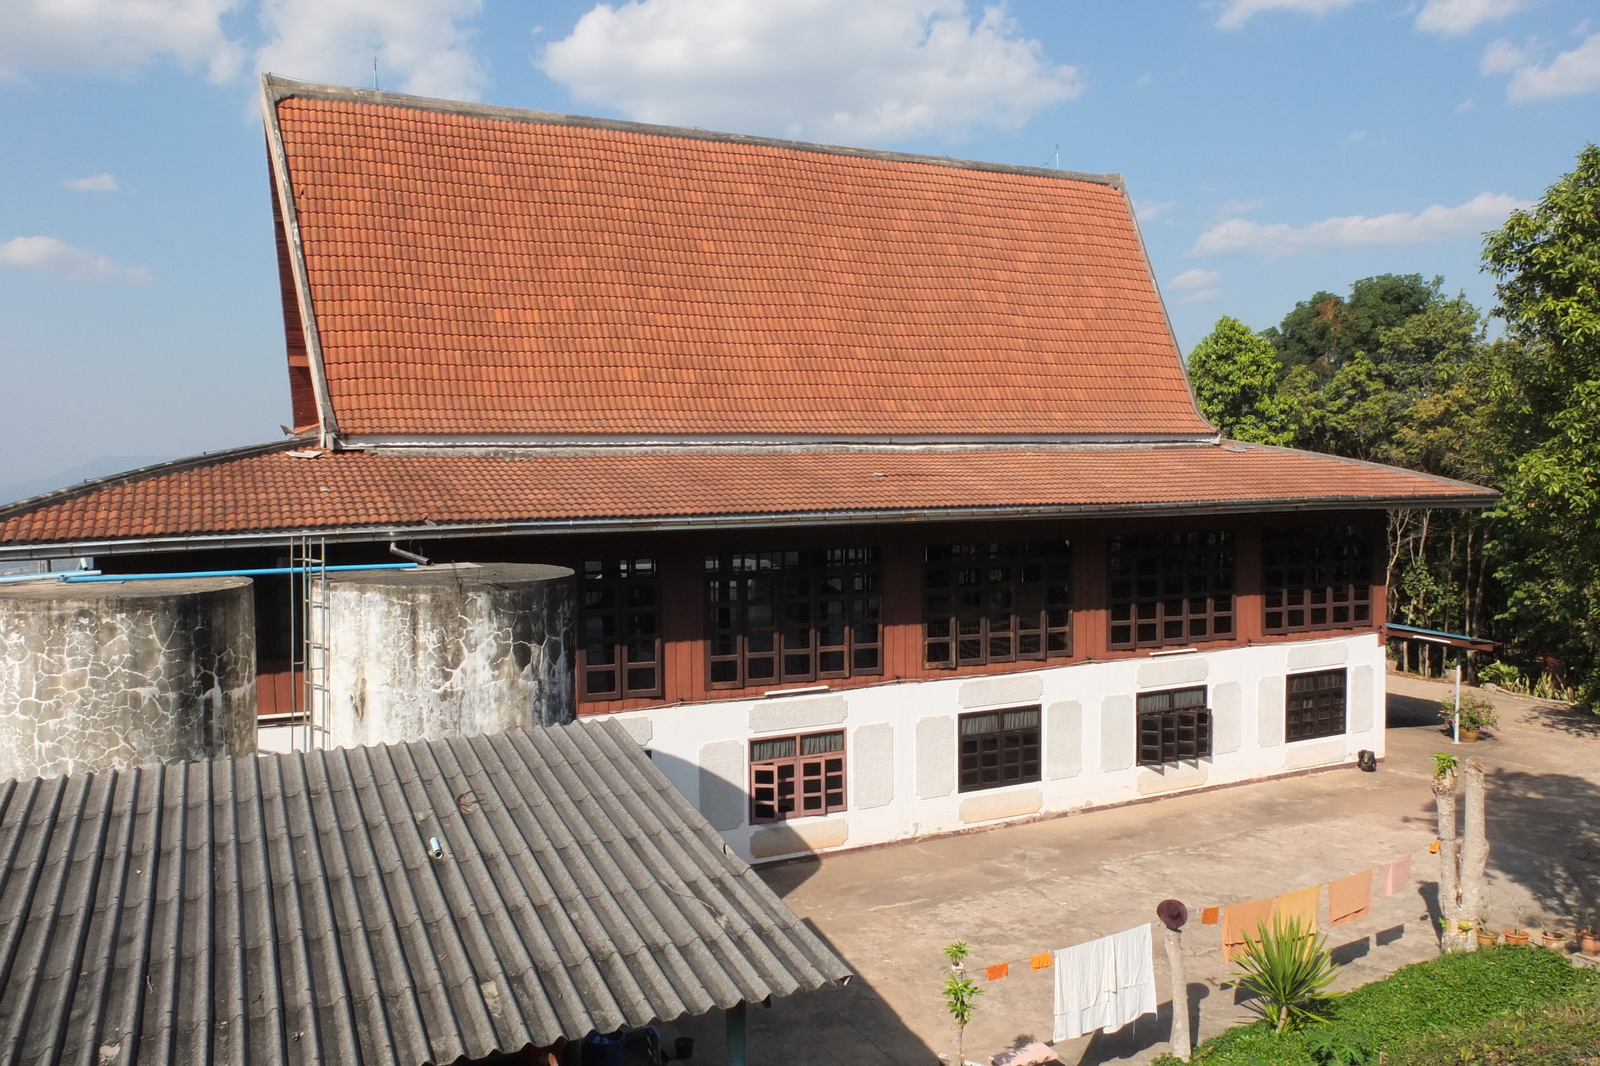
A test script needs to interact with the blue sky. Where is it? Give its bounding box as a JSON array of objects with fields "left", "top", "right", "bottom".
[{"left": 0, "top": 0, "right": 1595, "bottom": 493}]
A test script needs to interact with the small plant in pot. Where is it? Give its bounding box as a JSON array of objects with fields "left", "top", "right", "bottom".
[
  {"left": 1578, "top": 912, "right": 1600, "bottom": 956},
  {"left": 1476, "top": 910, "right": 1500, "bottom": 947},
  {"left": 1440, "top": 692, "right": 1498, "bottom": 740},
  {"left": 1504, "top": 907, "right": 1531, "bottom": 946}
]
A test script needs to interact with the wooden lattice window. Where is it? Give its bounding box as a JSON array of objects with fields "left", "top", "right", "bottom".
[
  {"left": 579, "top": 558, "right": 661, "bottom": 701},
  {"left": 749, "top": 730, "right": 847, "bottom": 823},
  {"left": 705, "top": 549, "right": 881, "bottom": 689},
  {"left": 1264, "top": 527, "right": 1374, "bottom": 634},
  {"left": 924, "top": 541, "right": 1073, "bottom": 668},
  {"left": 1108, "top": 532, "right": 1235, "bottom": 650},
  {"left": 958, "top": 706, "right": 1041, "bottom": 793},
  {"left": 1136, "top": 686, "right": 1212, "bottom": 766},
  {"left": 1286, "top": 669, "right": 1347, "bottom": 741}
]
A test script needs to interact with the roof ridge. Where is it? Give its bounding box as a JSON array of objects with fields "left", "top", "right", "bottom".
[
  {"left": 260, "top": 74, "right": 1125, "bottom": 190},
  {"left": 0, "top": 438, "right": 308, "bottom": 524}
]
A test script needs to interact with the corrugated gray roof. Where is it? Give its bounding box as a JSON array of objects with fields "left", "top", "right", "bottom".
[{"left": 0, "top": 719, "right": 850, "bottom": 1065}]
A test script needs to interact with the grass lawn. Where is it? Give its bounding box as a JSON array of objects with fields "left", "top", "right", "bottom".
[{"left": 1153, "top": 946, "right": 1600, "bottom": 1066}]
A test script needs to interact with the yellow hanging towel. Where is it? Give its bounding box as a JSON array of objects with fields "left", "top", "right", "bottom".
[{"left": 1275, "top": 884, "right": 1321, "bottom": 933}]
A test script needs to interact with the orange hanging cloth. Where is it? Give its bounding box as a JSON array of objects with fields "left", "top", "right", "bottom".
[
  {"left": 987, "top": 962, "right": 1010, "bottom": 981},
  {"left": 1031, "top": 953, "right": 1053, "bottom": 971},
  {"left": 1330, "top": 869, "right": 1374, "bottom": 926},
  {"left": 1201, "top": 906, "right": 1220, "bottom": 926},
  {"left": 1221, "top": 897, "right": 1275, "bottom": 961}
]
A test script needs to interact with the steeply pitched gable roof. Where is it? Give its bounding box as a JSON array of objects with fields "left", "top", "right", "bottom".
[
  {"left": 0, "top": 720, "right": 850, "bottom": 1065},
  {"left": 263, "top": 77, "right": 1212, "bottom": 444}
]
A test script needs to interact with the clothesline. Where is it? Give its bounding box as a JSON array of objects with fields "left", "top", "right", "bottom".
[{"left": 978, "top": 840, "right": 1430, "bottom": 981}]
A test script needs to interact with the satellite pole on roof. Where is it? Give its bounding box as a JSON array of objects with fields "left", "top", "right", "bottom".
[{"left": 374, "top": 56, "right": 380, "bottom": 91}]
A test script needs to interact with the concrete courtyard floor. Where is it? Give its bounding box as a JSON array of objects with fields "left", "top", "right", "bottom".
[{"left": 659, "top": 673, "right": 1600, "bottom": 1064}]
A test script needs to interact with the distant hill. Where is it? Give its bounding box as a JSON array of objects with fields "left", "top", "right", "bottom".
[{"left": 0, "top": 456, "right": 174, "bottom": 506}]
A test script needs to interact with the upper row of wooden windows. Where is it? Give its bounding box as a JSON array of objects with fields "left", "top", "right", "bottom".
[{"left": 576, "top": 527, "right": 1376, "bottom": 701}]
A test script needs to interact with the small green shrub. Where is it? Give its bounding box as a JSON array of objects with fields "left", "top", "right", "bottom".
[
  {"left": 1302, "top": 1029, "right": 1375, "bottom": 1065},
  {"left": 1477, "top": 660, "right": 1522, "bottom": 689},
  {"left": 1231, "top": 915, "right": 1341, "bottom": 1034}
]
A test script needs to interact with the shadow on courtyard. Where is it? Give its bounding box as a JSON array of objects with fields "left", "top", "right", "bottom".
[{"left": 1482, "top": 766, "right": 1600, "bottom": 926}]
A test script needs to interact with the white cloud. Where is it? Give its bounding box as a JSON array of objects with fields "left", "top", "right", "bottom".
[
  {"left": 1170, "top": 268, "right": 1221, "bottom": 290},
  {"left": 1499, "top": 33, "right": 1600, "bottom": 101},
  {"left": 1134, "top": 199, "right": 1176, "bottom": 221},
  {"left": 539, "top": 0, "right": 1082, "bottom": 144},
  {"left": 1213, "top": 0, "right": 1363, "bottom": 31},
  {"left": 1415, "top": 0, "right": 1526, "bottom": 37},
  {"left": 1192, "top": 192, "right": 1529, "bottom": 257},
  {"left": 1181, "top": 288, "right": 1223, "bottom": 304},
  {"left": 0, "top": 237, "right": 152, "bottom": 283},
  {"left": 1481, "top": 37, "right": 1531, "bottom": 73},
  {"left": 256, "top": 0, "right": 487, "bottom": 101},
  {"left": 0, "top": 0, "right": 243, "bottom": 82},
  {"left": 1345, "top": 129, "right": 1368, "bottom": 144},
  {"left": 64, "top": 173, "right": 119, "bottom": 193}
]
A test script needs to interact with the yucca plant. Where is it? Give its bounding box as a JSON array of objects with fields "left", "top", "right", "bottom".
[{"left": 1231, "top": 914, "right": 1342, "bottom": 1034}]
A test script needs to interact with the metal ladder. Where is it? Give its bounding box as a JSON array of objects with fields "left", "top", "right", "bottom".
[{"left": 290, "top": 535, "right": 331, "bottom": 751}]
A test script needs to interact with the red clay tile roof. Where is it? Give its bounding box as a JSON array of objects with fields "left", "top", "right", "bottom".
[
  {"left": 0, "top": 443, "right": 1495, "bottom": 550},
  {"left": 266, "top": 79, "right": 1211, "bottom": 441}
]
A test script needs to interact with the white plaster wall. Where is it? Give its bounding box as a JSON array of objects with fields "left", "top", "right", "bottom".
[{"left": 613, "top": 632, "right": 1386, "bottom": 864}]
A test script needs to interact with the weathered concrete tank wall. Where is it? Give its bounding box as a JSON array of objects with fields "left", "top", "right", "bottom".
[
  {"left": 317, "top": 564, "right": 574, "bottom": 748},
  {"left": 0, "top": 576, "right": 257, "bottom": 780}
]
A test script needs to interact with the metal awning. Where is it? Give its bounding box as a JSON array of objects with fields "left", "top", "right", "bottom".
[{"left": 1385, "top": 621, "right": 1496, "bottom": 653}]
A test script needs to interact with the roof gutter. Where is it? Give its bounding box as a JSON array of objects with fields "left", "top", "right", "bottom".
[{"left": 0, "top": 492, "right": 1497, "bottom": 562}]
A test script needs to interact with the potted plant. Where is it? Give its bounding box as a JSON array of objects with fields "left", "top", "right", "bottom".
[
  {"left": 1504, "top": 906, "right": 1532, "bottom": 946},
  {"left": 1442, "top": 692, "right": 1498, "bottom": 741},
  {"left": 1541, "top": 927, "right": 1568, "bottom": 950},
  {"left": 1574, "top": 909, "right": 1600, "bottom": 947}
]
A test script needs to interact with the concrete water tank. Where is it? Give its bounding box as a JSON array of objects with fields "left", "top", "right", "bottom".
[
  {"left": 0, "top": 576, "right": 257, "bottom": 780},
  {"left": 315, "top": 563, "right": 574, "bottom": 748}
]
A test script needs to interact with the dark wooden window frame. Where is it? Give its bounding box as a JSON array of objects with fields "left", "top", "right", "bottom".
[
  {"left": 1109, "top": 532, "right": 1236, "bottom": 650},
  {"left": 578, "top": 558, "right": 663, "bottom": 701},
  {"left": 923, "top": 540, "right": 1073, "bottom": 668},
  {"left": 749, "top": 730, "right": 847, "bottom": 823},
  {"left": 705, "top": 549, "right": 882, "bottom": 690},
  {"left": 1263, "top": 527, "right": 1375, "bottom": 634},
  {"left": 1286, "top": 669, "right": 1348, "bottom": 742},
  {"left": 958, "top": 706, "right": 1042, "bottom": 793},
  {"left": 1136, "top": 686, "right": 1212, "bottom": 766}
]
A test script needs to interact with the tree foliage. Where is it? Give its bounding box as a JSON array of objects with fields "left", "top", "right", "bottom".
[
  {"left": 1187, "top": 315, "right": 1292, "bottom": 444},
  {"left": 1482, "top": 142, "right": 1600, "bottom": 695},
  {"left": 1177, "top": 147, "right": 1600, "bottom": 697}
]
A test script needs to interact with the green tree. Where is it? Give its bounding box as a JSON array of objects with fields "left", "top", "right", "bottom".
[
  {"left": 1483, "top": 143, "right": 1600, "bottom": 697},
  {"left": 1265, "top": 273, "right": 1439, "bottom": 376},
  {"left": 1187, "top": 316, "right": 1293, "bottom": 445}
]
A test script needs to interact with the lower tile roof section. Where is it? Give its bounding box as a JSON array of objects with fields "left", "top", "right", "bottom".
[
  {"left": 0, "top": 720, "right": 851, "bottom": 1065},
  {"left": 0, "top": 441, "right": 1495, "bottom": 550}
]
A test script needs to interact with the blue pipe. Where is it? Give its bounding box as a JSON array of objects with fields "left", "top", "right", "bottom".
[{"left": 60, "top": 563, "right": 418, "bottom": 582}]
